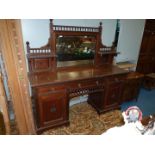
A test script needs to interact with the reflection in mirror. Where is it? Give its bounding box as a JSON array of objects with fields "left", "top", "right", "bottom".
[{"left": 56, "top": 35, "right": 96, "bottom": 67}]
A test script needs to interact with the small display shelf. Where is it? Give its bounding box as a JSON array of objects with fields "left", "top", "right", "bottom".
[
  {"left": 99, "top": 51, "right": 120, "bottom": 56},
  {"left": 117, "top": 61, "right": 136, "bottom": 71}
]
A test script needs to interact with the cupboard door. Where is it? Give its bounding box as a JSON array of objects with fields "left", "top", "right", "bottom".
[
  {"left": 105, "top": 81, "right": 123, "bottom": 108},
  {"left": 122, "top": 79, "right": 141, "bottom": 102},
  {"left": 37, "top": 90, "right": 68, "bottom": 128}
]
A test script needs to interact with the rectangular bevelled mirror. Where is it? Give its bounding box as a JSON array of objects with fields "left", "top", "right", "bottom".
[{"left": 56, "top": 35, "right": 96, "bottom": 67}]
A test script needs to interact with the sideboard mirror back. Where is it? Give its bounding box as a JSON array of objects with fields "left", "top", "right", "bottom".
[{"left": 26, "top": 20, "right": 119, "bottom": 73}]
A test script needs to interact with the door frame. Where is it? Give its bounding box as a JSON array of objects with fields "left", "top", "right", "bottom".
[{"left": 0, "top": 19, "right": 35, "bottom": 134}]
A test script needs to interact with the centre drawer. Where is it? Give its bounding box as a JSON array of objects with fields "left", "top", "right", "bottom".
[
  {"left": 36, "top": 84, "right": 66, "bottom": 94},
  {"left": 68, "top": 78, "right": 105, "bottom": 90},
  {"left": 106, "top": 75, "right": 125, "bottom": 84}
]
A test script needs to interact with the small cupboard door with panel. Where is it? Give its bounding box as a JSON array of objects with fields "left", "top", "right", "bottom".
[
  {"left": 36, "top": 88, "right": 69, "bottom": 129},
  {"left": 104, "top": 77, "right": 124, "bottom": 109}
]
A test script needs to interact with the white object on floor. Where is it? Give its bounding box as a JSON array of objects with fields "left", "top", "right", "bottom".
[
  {"left": 102, "top": 112, "right": 144, "bottom": 135},
  {"left": 103, "top": 122, "right": 143, "bottom": 135}
]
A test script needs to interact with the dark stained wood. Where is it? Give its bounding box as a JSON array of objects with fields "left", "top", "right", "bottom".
[
  {"left": 29, "top": 65, "right": 128, "bottom": 87},
  {"left": 105, "top": 79, "right": 123, "bottom": 107},
  {"left": 26, "top": 41, "right": 56, "bottom": 72},
  {"left": 27, "top": 20, "right": 119, "bottom": 73},
  {"left": 121, "top": 72, "right": 144, "bottom": 103},
  {"left": 136, "top": 20, "right": 155, "bottom": 74},
  {"left": 37, "top": 89, "right": 69, "bottom": 128},
  {"left": 143, "top": 73, "right": 155, "bottom": 90},
  {"left": 29, "top": 65, "right": 128, "bottom": 133},
  {"left": 27, "top": 20, "right": 128, "bottom": 134}
]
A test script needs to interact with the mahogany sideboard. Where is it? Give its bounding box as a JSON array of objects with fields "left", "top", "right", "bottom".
[
  {"left": 29, "top": 64, "right": 128, "bottom": 134},
  {"left": 26, "top": 20, "right": 130, "bottom": 134}
]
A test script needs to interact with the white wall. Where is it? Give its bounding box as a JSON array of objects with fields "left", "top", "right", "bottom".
[
  {"left": 21, "top": 19, "right": 50, "bottom": 48},
  {"left": 21, "top": 19, "right": 117, "bottom": 49},
  {"left": 116, "top": 19, "right": 145, "bottom": 64}
]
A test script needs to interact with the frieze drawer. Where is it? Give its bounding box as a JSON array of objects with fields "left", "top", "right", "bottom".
[
  {"left": 68, "top": 78, "right": 105, "bottom": 90},
  {"left": 106, "top": 75, "right": 125, "bottom": 83},
  {"left": 36, "top": 85, "right": 66, "bottom": 93}
]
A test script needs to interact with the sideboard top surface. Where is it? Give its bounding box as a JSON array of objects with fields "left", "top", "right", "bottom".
[{"left": 28, "top": 64, "right": 128, "bottom": 87}]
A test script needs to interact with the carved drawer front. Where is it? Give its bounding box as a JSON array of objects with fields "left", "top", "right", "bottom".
[
  {"left": 37, "top": 85, "right": 65, "bottom": 93},
  {"left": 88, "top": 90, "right": 105, "bottom": 114},
  {"left": 107, "top": 75, "right": 125, "bottom": 84},
  {"left": 37, "top": 89, "right": 68, "bottom": 128},
  {"left": 68, "top": 79, "right": 105, "bottom": 98},
  {"left": 68, "top": 78, "right": 105, "bottom": 90}
]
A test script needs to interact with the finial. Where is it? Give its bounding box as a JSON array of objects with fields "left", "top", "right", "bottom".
[
  {"left": 50, "top": 19, "right": 53, "bottom": 24},
  {"left": 99, "top": 22, "right": 102, "bottom": 33},
  {"left": 99, "top": 22, "right": 102, "bottom": 27},
  {"left": 26, "top": 41, "right": 29, "bottom": 45},
  {"left": 26, "top": 41, "right": 30, "bottom": 53},
  {"left": 50, "top": 19, "right": 54, "bottom": 33}
]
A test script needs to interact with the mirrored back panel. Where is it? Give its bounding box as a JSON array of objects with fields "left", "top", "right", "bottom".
[{"left": 56, "top": 35, "right": 96, "bottom": 67}]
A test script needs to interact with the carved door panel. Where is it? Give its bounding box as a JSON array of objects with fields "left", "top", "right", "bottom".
[
  {"left": 105, "top": 81, "right": 123, "bottom": 108},
  {"left": 122, "top": 79, "right": 141, "bottom": 102},
  {"left": 37, "top": 89, "right": 68, "bottom": 128}
]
